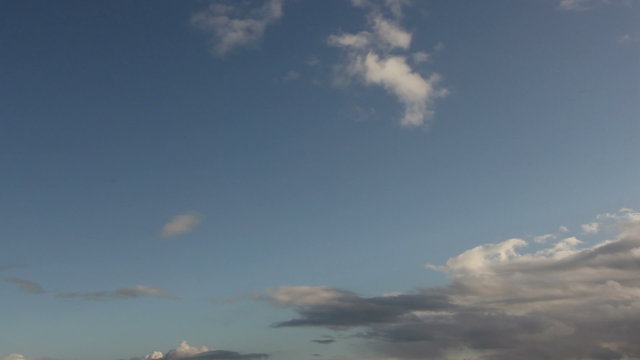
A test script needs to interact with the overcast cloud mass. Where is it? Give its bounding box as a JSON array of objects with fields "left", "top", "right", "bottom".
[{"left": 267, "top": 210, "right": 640, "bottom": 359}]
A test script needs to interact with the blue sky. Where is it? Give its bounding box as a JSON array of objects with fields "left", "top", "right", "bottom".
[{"left": 1, "top": 1, "right": 640, "bottom": 359}]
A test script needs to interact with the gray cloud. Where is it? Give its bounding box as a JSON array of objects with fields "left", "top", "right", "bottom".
[
  {"left": 5, "top": 277, "right": 44, "bottom": 294},
  {"left": 312, "top": 339, "right": 335, "bottom": 345},
  {"left": 267, "top": 210, "right": 640, "bottom": 359},
  {"left": 191, "top": 0, "right": 284, "bottom": 55},
  {"left": 58, "top": 285, "right": 177, "bottom": 300}
]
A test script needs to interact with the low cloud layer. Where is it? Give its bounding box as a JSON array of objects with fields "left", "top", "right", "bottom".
[
  {"left": 4, "top": 277, "right": 44, "bottom": 294},
  {"left": 160, "top": 212, "right": 202, "bottom": 238},
  {"left": 191, "top": 0, "right": 284, "bottom": 55},
  {"left": 329, "top": 0, "right": 446, "bottom": 127},
  {"left": 58, "top": 285, "right": 176, "bottom": 300},
  {"left": 267, "top": 209, "right": 640, "bottom": 359},
  {"left": 134, "top": 341, "right": 268, "bottom": 360}
]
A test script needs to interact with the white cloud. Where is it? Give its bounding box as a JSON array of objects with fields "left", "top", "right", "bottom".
[
  {"left": 581, "top": 221, "right": 600, "bottom": 234},
  {"left": 161, "top": 212, "right": 202, "bottom": 238},
  {"left": 191, "top": 0, "right": 284, "bottom": 55},
  {"left": 329, "top": 2, "right": 446, "bottom": 127}
]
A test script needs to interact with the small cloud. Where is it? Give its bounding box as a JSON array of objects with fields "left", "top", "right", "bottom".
[
  {"left": 161, "top": 212, "right": 202, "bottom": 238},
  {"left": 532, "top": 233, "right": 556, "bottom": 243},
  {"left": 619, "top": 33, "right": 640, "bottom": 44},
  {"left": 559, "top": 225, "right": 569, "bottom": 233},
  {"left": 191, "top": 0, "right": 285, "bottom": 55},
  {"left": 282, "top": 70, "right": 300, "bottom": 82},
  {"left": 412, "top": 51, "right": 430, "bottom": 64},
  {"left": 57, "top": 285, "right": 177, "bottom": 300},
  {"left": 312, "top": 339, "right": 336, "bottom": 345},
  {"left": 581, "top": 222, "right": 600, "bottom": 234},
  {"left": 305, "top": 56, "right": 320, "bottom": 66},
  {"left": 4, "top": 277, "right": 44, "bottom": 294}
]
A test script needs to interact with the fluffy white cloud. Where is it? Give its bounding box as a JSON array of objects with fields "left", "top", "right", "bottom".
[
  {"left": 191, "top": 0, "right": 284, "bottom": 55},
  {"left": 268, "top": 209, "right": 640, "bottom": 359},
  {"left": 329, "top": 1, "right": 446, "bottom": 127},
  {"left": 160, "top": 212, "right": 202, "bottom": 238}
]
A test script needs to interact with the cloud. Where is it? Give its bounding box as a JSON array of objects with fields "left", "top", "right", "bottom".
[
  {"left": 312, "top": 339, "right": 336, "bottom": 345},
  {"left": 619, "top": 33, "right": 640, "bottom": 43},
  {"left": 4, "top": 277, "right": 44, "bottom": 294},
  {"left": 581, "top": 221, "right": 600, "bottom": 234},
  {"left": 191, "top": 0, "right": 284, "bottom": 55},
  {"left": 133, "top": 341, "right": 268, "bottom": 360},
  {"left": 266, "top": 210, "right": 640, "bottom": 359},
  {"left": 58, "top": 285, "right": 177, "bottom": 300},
  {"left": 558, "top": 0, "right": 630, "bottom": 11},
  {"left": 329, "top": 1, "right": 446, "bottom": 127},
  {"left": 282, "top": 70, "right": 300, "bottom": 82},
  {"left": 0, "top": 355, "right": 47, "bottom": 360},
  {"left": 160, "top": 212, "right": 202, "bottom": 238}
]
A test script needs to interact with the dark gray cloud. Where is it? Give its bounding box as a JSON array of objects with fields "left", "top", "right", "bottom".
[
  {"left": 5, "top": 277, "right": 44, "bottom": 294},
  {"left": 311, "top": 339, "right": 335, "bottom": 345},
  {"left": 266, "top": 210, "right": 640, "bottom": 359},
  {"left": 58, "top": 285, "right": 176, "bottom": 300}
]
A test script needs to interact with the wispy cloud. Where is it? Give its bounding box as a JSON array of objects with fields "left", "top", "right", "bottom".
[
  {"left": 58, "top": 285, "right": 177, "bottom": 300},
  {"left": 266, "top": 210, "right": 640, "bottom": 359},
  {"left": 133, "top": 341, "right": 268, "bottom": 360},
  {"left": 160, "top": 212, "right": 202, "bottom": 238},
  {"left": 619, "top": 33, "right": 640, "bottom": 43},
  {"left": 329, "top": 1, "right": 446, "bottom": 127},
  {"left": 4, "top": 277, "right": 44, "bottom": 294},
  {"left": 191, "top": 0, "right": 284, "bottom": 55}
]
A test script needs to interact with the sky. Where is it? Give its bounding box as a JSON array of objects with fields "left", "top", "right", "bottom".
[{"left": 1, "top": 0, "right": 640, "bottom": 359}]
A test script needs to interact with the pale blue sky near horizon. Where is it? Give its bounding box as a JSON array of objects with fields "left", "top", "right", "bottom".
[{"left": 1, "top": 1, "right": 639, "bottom": 359}]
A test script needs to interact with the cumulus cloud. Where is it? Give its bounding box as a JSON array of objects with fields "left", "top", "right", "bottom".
[
  {"left": 191, "top": 0, "right": 284, "bottom": 55},
  {"left": 329, "top": 1, "right": 446, "bottom": 127},
  {"left": 58, "top": 285, "right": 177, "bottom": 300},
  {"left": 160, "top": 212, "right": 202, "bottom": 238},
  {"left": 133, "top": 341, "right": 268, "bottom": 360},
  {"left": 4, "top": 277, "right": 44, "bottom": 294},
  {"left": 267, "top": 209, "right": 640, "bottom": 359}
]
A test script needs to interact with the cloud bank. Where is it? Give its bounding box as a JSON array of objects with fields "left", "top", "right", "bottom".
[
  {"left": 267, "top": 209, "right": 640, "bottom": 359},
  {"left": 191, "top": 0, "right": 284, "bottom": 55},
  {"left": 160, "top": 212, "right": 202, "bottom": 238},
  {"left": 329, "top": 0, "right": 446, "bottom": 127},
  {"left": 134, "top": 341, "right": 268, "bottom": 360}
]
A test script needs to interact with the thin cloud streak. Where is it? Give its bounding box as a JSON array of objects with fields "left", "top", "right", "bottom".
[
  {"left": 58, "top": 285, "right": 177, "bottom": 300},
  {"left": 4, "top": 277, "right": 44, "bottom": 294}
]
